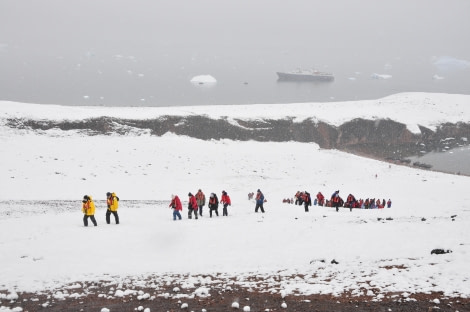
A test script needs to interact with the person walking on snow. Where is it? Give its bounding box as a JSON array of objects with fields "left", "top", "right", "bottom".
[
  {"left": 106, "top": 192, "right": 120, "bottom": 224},
  {"left": 188, "top": 192, "right": 198, "bottom": 219},
  {"left": 331, "top": 190, "right": 342, "bottom": 212},
  {"left": 208, "top": 193, "right": 219, "bottom": 217},
  {"left": 255, "top": 189, "right": 265, "bottom": 213},
  {"left": 316, "top": 192, "right": 325, "bottom": 206},
  {"left": 169, "top": 194, "right": 182, "bottom": 220},
  {"left": 195, "top": 189, "right": 206, "bottom": 217},
  {"left": 82, "top": 195, "right": 97, "bottom": 226},
  {"left": 303, "top": 191, "right": 311, "bottom": 212},
  {"left": 220, "top": 190, "right": 231, "bottom": 216}
]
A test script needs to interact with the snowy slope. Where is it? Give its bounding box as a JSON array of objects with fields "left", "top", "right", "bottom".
[{"left": 0, "top": 93, "right": 469, "bottom": 299}]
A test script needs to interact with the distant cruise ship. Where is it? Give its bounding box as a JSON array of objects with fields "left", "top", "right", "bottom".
[{"left": 276, "top": 69, "right": 334, "bottom": 82}]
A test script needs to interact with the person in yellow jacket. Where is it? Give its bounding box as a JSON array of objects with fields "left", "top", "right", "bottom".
[
  {"left": 82, "top": 195, "right": 97, "bottom": 226},
  {"left": 106, "top": 192, "right": 120, "bottom": 224}
]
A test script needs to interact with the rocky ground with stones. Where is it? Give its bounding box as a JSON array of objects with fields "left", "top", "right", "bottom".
[{"left": 2, "top": 276, "right": 469, "bottom": 312}]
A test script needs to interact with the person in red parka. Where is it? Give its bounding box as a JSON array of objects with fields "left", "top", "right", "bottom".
[
  {"left": 188, "top": 192, "right": 198, "bottom": 219},
  {"left": 220, "top": 190, "right": 231, "bottom": 216},
  {"left": 302, "top": 191, "right": 311, "bottom": 212},
  {"left": 169, "top": 194, "right": 182, "bottom": 220},
  {"left": 316, "top": 192, "right": 325, "bottom": 206}
]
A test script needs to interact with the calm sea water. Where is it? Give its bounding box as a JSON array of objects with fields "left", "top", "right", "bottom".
[
  {"left": 1, "top": 0, "right": 470, "bottom": 107},
  {"left": 408, "top": 146, "right": 470, "bottom": 176},
  {"left": 1, "top": 45, "right": 469, "bottom": 107}
]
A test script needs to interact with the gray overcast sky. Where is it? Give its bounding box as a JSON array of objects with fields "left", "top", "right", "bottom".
[{"left": 1, "top": 0, "right": 469, "bottom": 57}]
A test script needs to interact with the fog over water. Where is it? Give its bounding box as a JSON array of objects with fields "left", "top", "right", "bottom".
[{"left": 1, "top": 0, "right": 470, "bottom": 107}]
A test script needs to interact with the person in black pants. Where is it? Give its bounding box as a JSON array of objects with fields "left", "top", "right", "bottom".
[
  {"left": 106, "top": 192, "right": 120, "bottom": 224},
  {"left": 208, "top": 193, "right": 219, "bottom": 217},
  {"left": 82, "top": 195, "right": 97, "bottom": 226},
  {"left": 255, "top": 189, "right": 265, "bottom": 213}
]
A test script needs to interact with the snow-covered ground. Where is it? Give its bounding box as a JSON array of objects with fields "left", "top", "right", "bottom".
[{"left": 0, "top": 93, "right": 469, "bottom": 301}]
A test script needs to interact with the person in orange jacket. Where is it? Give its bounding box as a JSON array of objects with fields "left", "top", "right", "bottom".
[
  {"left": 220, "top": 190, "right": 231, "bottom": 216},
  {"left": 169, "top": 194, "right": 182, "bottom": 220},
  {"left": 82, "top": 195, "right": 97, "bottom": 227},
  {"left": 188, "top": 192, "right": 198, "bottom": 219},
  {"left": 331, "top": 190, "right": 343, "bottom": 212}
]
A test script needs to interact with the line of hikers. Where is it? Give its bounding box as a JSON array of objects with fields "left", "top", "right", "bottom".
[
  {"left": 168, "top": 190, "right": 231, "bottom": 220},
  {"left": 81, "top": 189, "right": 267, "bottom": 225},
  {"left": 169, "top": 189, "right": 266, "bottom": 220},
  {"left": 283, "top": 191, "right": 392, "bottom": 212}
]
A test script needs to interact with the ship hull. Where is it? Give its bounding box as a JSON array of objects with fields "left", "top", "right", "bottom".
[{"left": 277, "top": 71, "right": 334, "bottom": 82}]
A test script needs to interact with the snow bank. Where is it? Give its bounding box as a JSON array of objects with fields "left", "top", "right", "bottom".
[{"left": 1, "top": 93, "right": 470, "bottom": 135}]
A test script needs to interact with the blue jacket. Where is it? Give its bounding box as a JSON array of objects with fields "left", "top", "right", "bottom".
[{"left": 256, "top": 192, "right": 264, "bottom": 204}]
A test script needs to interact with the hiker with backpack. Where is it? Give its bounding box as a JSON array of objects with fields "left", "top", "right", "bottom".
[
  {"left": 220, "top": 190, "right": 231, "bottom": 216},
  {"left": 106, "top": 192, "right": 120, "bottom": 224},
  {"left": 195, "top": 189, "right": 206, "bottom": 217},
  {"left": 316, "top": 192, "right": 325, "bottom": 206},
  {"left": 208, "top": 193, "right": 219, "bottom": 217},
  {"left": 303, "top": 191, "right": 312, "bottom": 212},
  {"left": 331, "top": 190, "right": 343, "bottom": 212},
  {"left": 187, "top": 192, "right": 199, "bottom": 219},
  {"left": 169, "top": 194, "right": 182, "bottom": 220},
  {"left": 82, "top": 195, "right": 98, "bottom": 227},
  {"left": 255, "top": 189, "right": 265, "bottom": 213}
]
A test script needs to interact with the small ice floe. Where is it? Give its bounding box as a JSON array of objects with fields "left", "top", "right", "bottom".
[
  {"left": 433, "top": 56, "right": 470, "bottom": 71},
  {"left": 370, "top": 73, "right": 392, "bottom": 80},
  {"left": 432, "top": 74, "right": 444, "bottom": 80},
  {"left": 348, "top": 77, "right": 357, "bottom": 81},
  {"left": 190, "top": 75, "right": 217, "bottom": 86}
]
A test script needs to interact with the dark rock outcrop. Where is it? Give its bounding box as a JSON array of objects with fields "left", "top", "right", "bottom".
[{"left": 6, "top": 116, "right": 469, "bottom": 168}]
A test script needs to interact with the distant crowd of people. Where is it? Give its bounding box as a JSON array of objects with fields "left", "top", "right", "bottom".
[{"left": 283, "top": 191, "right": 392, "bottom": 212}]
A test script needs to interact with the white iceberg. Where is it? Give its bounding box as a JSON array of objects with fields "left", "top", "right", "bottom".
[
  {"left": 190, "top": 75, "right": 217, "bottom": 85},
  {"left": 433, "top": 56, "right": 470, "bottom": 71},
  {"left": 370, "top": 73, "right": 392, "bottom": 80}
]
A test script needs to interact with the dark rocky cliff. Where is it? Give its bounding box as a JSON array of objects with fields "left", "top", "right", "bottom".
[{"left": 7, "top": 116, "right": 469, "bottom": 168}]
